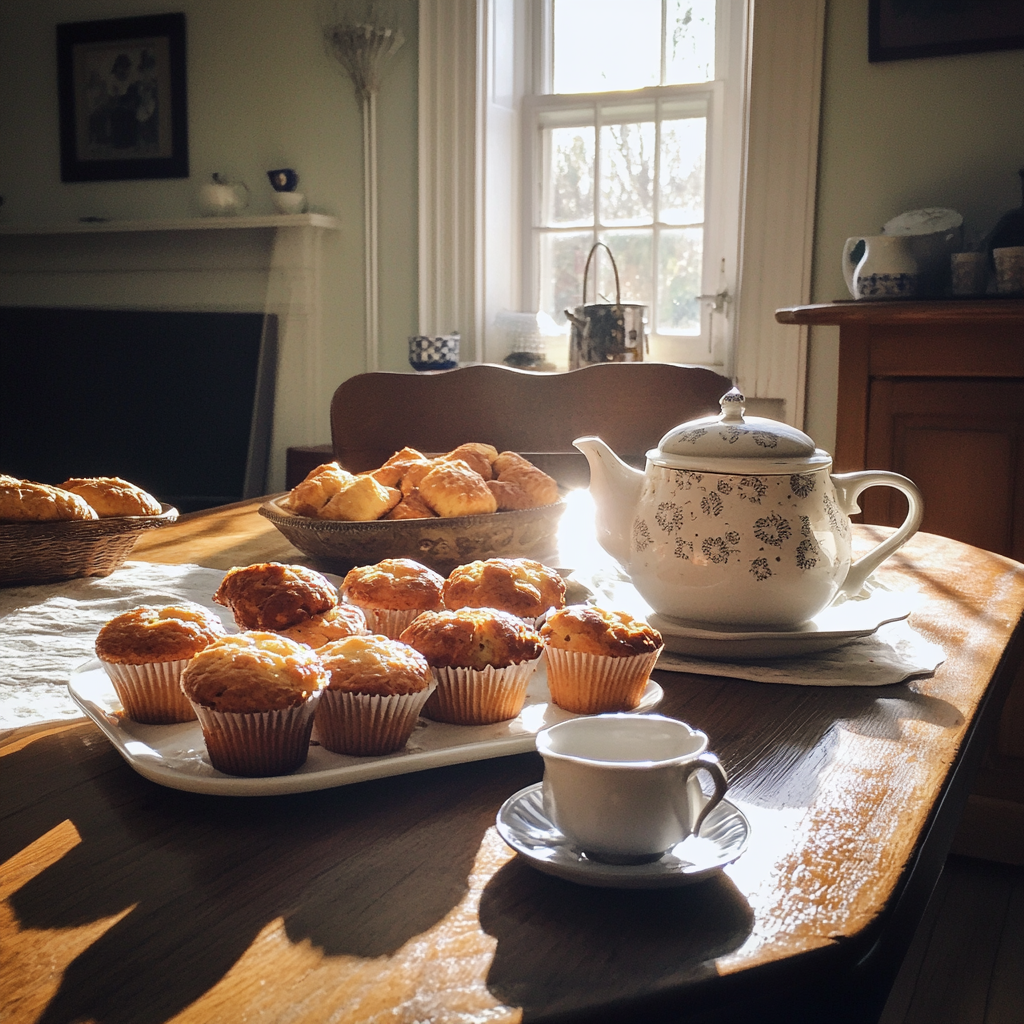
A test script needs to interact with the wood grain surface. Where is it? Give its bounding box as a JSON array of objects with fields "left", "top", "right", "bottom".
[{"left": 3, "top": 502, "right": 1023, "bottom": 1023}]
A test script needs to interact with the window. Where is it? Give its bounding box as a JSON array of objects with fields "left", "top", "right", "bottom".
[{"left": 522, "top": 0, "right": 745, "bottom": 368}]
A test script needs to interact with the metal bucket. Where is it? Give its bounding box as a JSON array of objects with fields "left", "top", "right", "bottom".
[{"left": 565, "top": 242, "right": 648, "bottom": 368}]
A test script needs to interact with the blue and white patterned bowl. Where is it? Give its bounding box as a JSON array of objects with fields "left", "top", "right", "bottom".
[{"left": 408, "top": 333, "right": 459, "bottom": 372}]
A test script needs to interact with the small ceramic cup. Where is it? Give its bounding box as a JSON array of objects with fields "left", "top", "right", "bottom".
[
  {"left": 536, "top": 713, "right": 728, "bottom": 864},
  {"left": 950, "top": 252, "right": 988, "bottom": 297},
  {"left": 273, "top": 191, "right": 307, "bottom": 214},
  {"left": 408, "top": 333, "right": 459, "bottom": 371},
  {"left": 993, "top": 246, "right": 1024, "bottom": 296}
]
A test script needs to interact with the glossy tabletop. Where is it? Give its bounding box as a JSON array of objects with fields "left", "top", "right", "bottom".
[{"left": 2, "top": 497, "right": 1023, "bottom": 1023}]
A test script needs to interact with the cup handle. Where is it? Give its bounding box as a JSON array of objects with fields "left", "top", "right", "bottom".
[
  {"left": 832, "top": 471, "right": 924, "bottom": 597},
  {"left": 684, "top": 752, "right": 729, "bottom": 837}
]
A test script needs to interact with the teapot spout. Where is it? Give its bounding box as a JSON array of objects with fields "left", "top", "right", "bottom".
[{"left": 573, "top": 436, "right": 644, "bottom": 568}]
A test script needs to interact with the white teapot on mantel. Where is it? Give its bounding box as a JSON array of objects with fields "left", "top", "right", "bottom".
[{"left": 574, "top": 388, "right": 923, "bottom": 629}]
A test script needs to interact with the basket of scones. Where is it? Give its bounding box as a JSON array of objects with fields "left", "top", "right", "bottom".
[
  {"left": 92, "top": 556, "right": 663, "bottom": 778},
  {"left": 259, "top": 443, "right": 566, "bottom": 573},
  {"left": 0, "top": 475, "right": 178, "bottom": 586}
]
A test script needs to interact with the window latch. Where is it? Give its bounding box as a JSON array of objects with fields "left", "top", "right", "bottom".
[{"left": 697, "top": 290, "right": 729, "bottom": 314}]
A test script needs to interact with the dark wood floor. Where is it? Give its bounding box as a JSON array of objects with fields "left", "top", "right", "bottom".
[{"left": 880, "top": 855, "right": 1024, "bottom": 1024}]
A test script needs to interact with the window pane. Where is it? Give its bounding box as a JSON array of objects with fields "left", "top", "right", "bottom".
[
  {"left": 540, "top": 232, "right": 594, "bottom": 325},
  {"left": 660, "top": 117, "right": 705, "bottom": 225},
  {"left": 658, "top": 227, "right": 703, "bottom": 334},
  {"left": 665, "top": 0, "right": 716, "bottom": 84},
  {"left": 553, "top": 0, "right": 660, "bottom": 94},
  {"left": 545, "top": 126, "right": 595, "bottom": 226},
  {"left": 597, "top": 230, "right": 653, "bottom": 307},
  {"left": 600, "top": 123, "right": 655, "bottom": 226}
]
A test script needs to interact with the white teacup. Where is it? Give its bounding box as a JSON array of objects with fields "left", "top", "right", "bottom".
[{"left": 536, "top": 714, "right": 728, "bottom": 864}]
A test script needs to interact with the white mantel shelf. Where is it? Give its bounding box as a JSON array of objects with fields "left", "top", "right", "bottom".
[{"left": 0, "top": 213, "right": 341, "bottom": 236}]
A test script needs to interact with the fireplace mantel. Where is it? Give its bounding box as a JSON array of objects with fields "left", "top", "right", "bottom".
[{"left": 0, "top": 215, "right": 343, "bottom": 490}]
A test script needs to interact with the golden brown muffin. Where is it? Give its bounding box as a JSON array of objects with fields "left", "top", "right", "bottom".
[
  {"left": 442, "top": 443, "right": 498, "bottom": 480},
  {"left": 384, "top": 488, "right": 438, "bottom": 520},
  {"left": 493, "top": 452, "right": 560, "bottom": 507},
  {"left": 418, "top": 460, "right": 498, "bottom": 518},
  {"left": 285, "top": 462, "right": 357, "bottom": 516},
  {"left": 61, "top": 476, "right": 162, "bottom": 517},
  {"left": 277, "top": 604, "right": 369, "bottom": 648},
  {"left": 213, "top": 562, "right": 338, "bottom": 631},
  {"left": 96, "top": 603, "right": 227, "bottom": 663},
  {"left": 180, "top": 632, "right": 328, "bottom": 713},
  {"left": 541, "top": 605, "right": 663, "bottom": 657},
  {"left": 369, "top": 447, "right": 429, "bottom": 487},
  {"left": 486, "top": 479, "right": 534, "bottom": 511},
  {"left": 342, "top": 558, "right": 445, "bottom": 611},
  {"left": 443, "top": 558, "right": 566, "bottom": 620},
  {"left": 318, "top": 634, "right": 432, "bottom": 696},
  {"left": 400, "top": 607, "right": 543, "bottom": 670},
  {"left": 319, "top": 475, "right": 401, "bottom": 521},
  {"left": 0, "top": 480, "right": 98, "bottom": 522},
  {"left": 0, "top": 474, "right": 22, "bottom": 486}
]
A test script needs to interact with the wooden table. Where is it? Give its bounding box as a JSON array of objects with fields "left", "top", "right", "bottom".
[{"left": 3, "top": 498, "right": 1024, "bottom": 1023}]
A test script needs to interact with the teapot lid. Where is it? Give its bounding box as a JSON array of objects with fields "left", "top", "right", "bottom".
[{"left": 652, "top": 388, "right": 832, "bottom": 473}]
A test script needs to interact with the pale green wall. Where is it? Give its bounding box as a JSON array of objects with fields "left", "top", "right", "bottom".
[
  {"left": 805, "top": 0, "right": 1024, "bottom": 452},
  {"left": 0, "top": 0, "right": 419, "bottom": 392}
]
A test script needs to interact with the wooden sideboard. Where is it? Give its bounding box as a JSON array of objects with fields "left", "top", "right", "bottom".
[{"left": 777, "top": 300, "right": 1024, "bottom": 863}]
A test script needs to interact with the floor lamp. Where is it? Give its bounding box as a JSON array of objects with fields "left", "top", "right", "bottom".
[{"left": 326, "top": 18, "right": 404, "bottom": 372}]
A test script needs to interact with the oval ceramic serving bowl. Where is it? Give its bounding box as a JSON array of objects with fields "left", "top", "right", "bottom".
[
  {"left": 259, "top": 496, "right": 566, "bottom": 574},
  {"left": 0, "top": 504, "right": 179, "bottom": 587}
]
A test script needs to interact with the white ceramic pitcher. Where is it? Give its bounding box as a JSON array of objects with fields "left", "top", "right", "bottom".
[{"left": 842, "top": 234, "right": 920, "bottom": 300}]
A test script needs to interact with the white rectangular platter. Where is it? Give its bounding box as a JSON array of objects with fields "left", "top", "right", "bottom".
[{"left": 69, "top": 660, "right": 662, "bottom": 797}]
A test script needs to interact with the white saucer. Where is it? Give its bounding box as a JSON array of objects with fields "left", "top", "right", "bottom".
[
  {"left": 648, "top": 583, "right": 917, "bottom": 661},
  {"left": 496, "top": 783, "right": 750, "bottom": 888}
]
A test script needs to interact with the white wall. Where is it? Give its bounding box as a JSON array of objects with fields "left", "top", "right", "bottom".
[{"left": 804, "top": 0, "right": 1024, "bottom": 452}]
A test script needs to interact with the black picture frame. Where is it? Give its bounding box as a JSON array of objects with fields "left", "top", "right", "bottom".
[
  {"left": 57, "top": 13, "right": 189, "bottom": 182},
  {"left": 869, "top": 0, "right": 1024, "bottom": 63}
]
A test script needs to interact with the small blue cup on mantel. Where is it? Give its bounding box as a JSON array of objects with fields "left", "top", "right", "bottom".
[
  {"left": 409, "top": 333, "right": 459, "bottom": 372},
  {"left": 267, "top": 168, "right": 299, "bottom": 192}
]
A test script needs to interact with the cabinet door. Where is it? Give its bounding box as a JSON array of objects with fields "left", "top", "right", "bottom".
[{"left": 863, "top": 379, "right": 1024, "bottom": 562}]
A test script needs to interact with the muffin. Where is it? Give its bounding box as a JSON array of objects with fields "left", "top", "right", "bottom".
[
  {"left": 341, "top": 558, "right": 445, "bottom": 639},
  {"left": 540, "top": 605, "right": 663, "bottom": 714},
  {"left": 213, "top": 562, "right": 338, "bottom": 631},
  {"left": 277, "top": 604, "right": 369, "bottom": 649},
  {"left": 400, "top": 608, "right": 544, "bottom": 725},
  {"left": 95, "top": 603, "right": 227, "bottom": 723},
  {"left": 0, "top": 480, "right": 97, "bottom": 522},
  {"left": 180, "top": 632, "right": 328, "bottom": 776},
  {"left": 442, "top": 558, "right": 566, "bottom": 624},
  {"left": 315, "top": 635, "right": 434, "bottom": 756},
  {"left": 60, "top": 476, "right": 162, "bottom": 517}
]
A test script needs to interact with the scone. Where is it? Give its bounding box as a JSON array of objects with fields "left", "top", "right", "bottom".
[
  {"left": 180, "top": 632, "right": 328, "bottom": 776},
  {"left": 442, "top": 443, "right": 498, "bottom": 480},
  {"left": 442, "top": 558, "right": 566, "bottom": 623},
  {"left": 95, "top": 603, "right": 227, "bottom": 723},
  {"left": 369, "top": 447, "right": 429, "bottom": 488},
  {"left": 418, "top": 460, "right": 498, "bottom": 518},
  {"left": 277, "top": 604, "right": 369, "bottom": 649},
  {"left": 493, "top": 452, "right": 560, "bottom": 507},
  {"left": 319, "top": 474, "right": 401, "bottom": 521},
  {"left": 213, "top": 562, "right": 338, "bottom": 631},
  {"left": 384, "top": 489, "right": 438, "bottom": 520},
  {"left": 540, "top": 605, "right": 663, "bottom": 714},
  {"left": 0, "top": 480, "right": 97, "bottom": 522},
  {"left": 285, "top": 462, "right": 357, "bottom": 516},
  {"left": 342, "top": 558, "right": 445, "bottom": 638},
  {"left": 60, "top": 476, "right": 162, "bottom": 517},
  {"left": 315, "top": 635, "right": 434, "bottom": 755},
  {"left": 400, "top": 608, "right": 543, "bottom": 725}
]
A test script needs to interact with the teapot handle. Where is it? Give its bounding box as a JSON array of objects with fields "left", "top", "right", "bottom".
[{"left": 831, "top": 471, "right": 924, "bottom": 596}]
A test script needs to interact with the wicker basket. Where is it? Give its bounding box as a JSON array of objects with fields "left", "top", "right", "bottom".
[{"left": 0, "top": 505, "right": 179, "bottom": 587}]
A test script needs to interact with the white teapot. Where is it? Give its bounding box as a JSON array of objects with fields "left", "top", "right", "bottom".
[{"left": 574, "top": 388, "right": 923, "bottom": 629}]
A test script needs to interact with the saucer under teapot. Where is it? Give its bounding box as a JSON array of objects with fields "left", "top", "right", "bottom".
[{"left": 574, "top": 388, "right": 923, "bottom": 630}]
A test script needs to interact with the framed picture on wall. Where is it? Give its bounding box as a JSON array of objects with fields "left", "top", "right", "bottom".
[
  {"left": 57, "top": 13, "right": 189, "bottom": 182},
  {"left": 869, "top": 0, "right": 1024, "bottom": 62}
]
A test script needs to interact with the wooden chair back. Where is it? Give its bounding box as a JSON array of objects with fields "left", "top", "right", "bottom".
[{"left": 330, "top": 362, "right": 733, "bottom": 486}]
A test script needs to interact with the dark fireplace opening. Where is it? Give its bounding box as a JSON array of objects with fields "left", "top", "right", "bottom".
[{"left": 0, "top": 307, "right": 276, "bottom": 513}]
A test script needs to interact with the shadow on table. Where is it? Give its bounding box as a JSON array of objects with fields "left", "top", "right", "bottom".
[
  {"left": 4, "top": 731, "right": 540, "bottom": 1024},
  {"left": 479, "top": 856, "right": 753, "bottom": 1021}
]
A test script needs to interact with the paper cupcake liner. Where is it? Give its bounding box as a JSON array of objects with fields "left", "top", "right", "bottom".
[
  {"left": 351, "top": 605, "right": 430, "bottom": 640},
  {"left": 191, "top": 697, "right": 321, "bottom": 777},
  {"left": 100, "top": 657, "right": 195, "bottom": 724},
  {"left": 423, "top": 658, "right": 541, "bottom": 725},
  {"left": 543, "top": 647, "right": 660, "bottom": 714},
  {"left": 314, "top": 685, "right": 435, "bottom": 756}
]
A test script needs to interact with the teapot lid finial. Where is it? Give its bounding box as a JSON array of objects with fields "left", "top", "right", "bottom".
[{"left": 720, "top": 387, "right": 745, "bottom": 423}]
